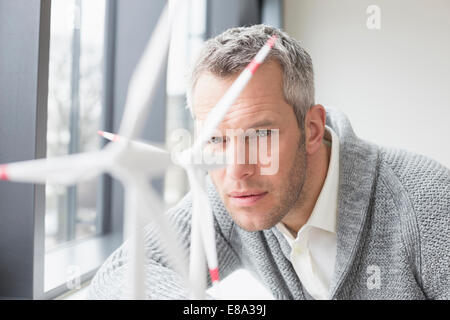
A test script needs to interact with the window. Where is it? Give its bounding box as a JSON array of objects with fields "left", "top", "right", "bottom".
[
  {"left": 44, "top": 0, "right": 120, "bottom": 297},
  {"left": 0, "top": 0, "right": 168, "bottom": 299},
  {"left": 45, "top": 0, "right": 106, "bottom": 250}
]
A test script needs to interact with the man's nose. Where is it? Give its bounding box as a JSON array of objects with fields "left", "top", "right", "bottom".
[
  {"left": 225, "top": 135, "right": 258, "bottom": 180},
  {"left": 226, "top": 162, "right": 256, "bottom": 180}
]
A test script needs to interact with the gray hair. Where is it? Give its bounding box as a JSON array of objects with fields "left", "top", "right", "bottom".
[{"left": 186, "top": 24, "right": 315, "bottom": 130}]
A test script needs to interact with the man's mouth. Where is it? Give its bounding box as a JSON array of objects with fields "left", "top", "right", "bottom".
[{"left": 228, "top": 191, "right": 268, "bottom": 206}]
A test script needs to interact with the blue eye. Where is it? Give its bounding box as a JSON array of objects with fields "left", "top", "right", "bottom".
[
  {"left": 256, "top": 129, "right": 271, "bottom": 137},
  {"left": 209, "top": 136, "right": 224, "bottom": 144}
]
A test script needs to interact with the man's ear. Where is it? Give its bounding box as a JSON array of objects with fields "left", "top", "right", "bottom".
[{"left": 304, "top": 104, "right": 326, "bottom": 155}]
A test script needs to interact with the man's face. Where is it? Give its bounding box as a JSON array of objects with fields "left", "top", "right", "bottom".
[{"left": 193, "top": 61, "right": 307, "bottom": 232}]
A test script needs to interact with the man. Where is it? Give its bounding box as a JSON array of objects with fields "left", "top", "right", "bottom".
[{"left": 89, "top": 25, "right": 450, "bottom": 300}]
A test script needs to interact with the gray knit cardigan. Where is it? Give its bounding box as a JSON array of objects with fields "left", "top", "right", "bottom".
[{"left": 88, "top": 108, "right": 450, "bottom": 300}]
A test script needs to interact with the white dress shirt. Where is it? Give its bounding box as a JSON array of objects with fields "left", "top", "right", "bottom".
[{"left": 276, "top": 126, "right": 340, "bottom": 300}]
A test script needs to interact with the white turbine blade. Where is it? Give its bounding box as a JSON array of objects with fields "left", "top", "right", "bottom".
[
  {"left": 191, "top": 35, "right": 278, "bottom": 156},
  {"left": 122, "top": 180, "right": 146, "bottom": 299},
  {"left": 98, "top": 130, "right": 167, "bottom": 153},
  {"left": 192, "top": 162, "right": 227, "bottom": 171},
  {"left": 118, "top": 0, "right": 182, "bottom": 140},
  {"left": 187, "top": 167, "right": 220, "bottom": 288},
  {"left": 97, "top": 130, "right": 120, "bottom": 142},
  {"left": 195, "top": 184, "right": 219, "bottom": 284},
  {"left": 101, "top": 132, "right": 171, "bottom": 177},
  {"left": 138, "top": 179, "right": 191, "bottom": 290},
  {"left": 175, "top": 148, "right": 227, "bottom": 171},
  {"left": 122, "top": 176, "right": 192, "bottom": 299},
  {"left": 189, "top": 196, "right": 207, "bottom": 299},
  {"left": 0, "top": 151, "right": 106, "bottom": 185}
]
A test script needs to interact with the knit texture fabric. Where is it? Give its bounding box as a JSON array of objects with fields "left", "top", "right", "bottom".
[{"left": 88, "top": 107, "right": 450, "bottom": 300}]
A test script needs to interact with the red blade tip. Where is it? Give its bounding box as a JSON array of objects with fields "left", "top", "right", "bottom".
[
  {"left": 267, "top": 35, "right": 277, "bottom": 48},
  {"left": 209, "top": 267, "right": 220, "bottom": 283},
  {"left": 0, "top": 165, "right": 9, "bottom": 181}
]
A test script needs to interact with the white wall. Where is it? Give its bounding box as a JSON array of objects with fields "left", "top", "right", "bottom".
[{"left": 284, "top": 0, "right": 450, "bottom": 169}]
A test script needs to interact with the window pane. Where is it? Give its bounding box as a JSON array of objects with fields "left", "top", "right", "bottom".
[{"left": 46, "top": 0, "right": 106, "bottom": 251}]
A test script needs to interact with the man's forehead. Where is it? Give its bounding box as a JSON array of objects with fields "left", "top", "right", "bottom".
[
  {"left": 194, "top": 96, "right": 279, "bottom": 120},
  {"left": 192, "top": 61, "right": 285, "bottom": 120},
  {"left": 194, "top": 99, "right": 282, "bottom": 132}
]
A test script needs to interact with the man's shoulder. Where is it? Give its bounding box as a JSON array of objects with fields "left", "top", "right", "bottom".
[
  {"left": 377, "top": 148, "right": 450, "bottom": 299},
  {"left": 378, "top": 146, "right": 450, "bottom": 194},
  {"left": 377, "top": 146, "right": 450, "bottom": 224}
]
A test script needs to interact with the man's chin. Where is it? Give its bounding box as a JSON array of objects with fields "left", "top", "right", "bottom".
[
  {"left": 230, "top": 210, "right": 279, "bottom": 232},
  {"left": 235, "top": 221, "right": 276, "bottom": 232}
]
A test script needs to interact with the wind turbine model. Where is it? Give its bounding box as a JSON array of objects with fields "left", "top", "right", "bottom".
[
  {"left": 0, "top": 0, "right": 277, "bottom": 299},
  {"left": 98, "top": 33, "right": 277, "bottom": 299}
]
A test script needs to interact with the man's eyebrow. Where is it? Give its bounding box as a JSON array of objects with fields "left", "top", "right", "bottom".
[
  {"left": 209, "top": 120, "right": 277, "bottom": 136},
  {"left": 245, "top": 119, "right": 276, "bottom": 129}
]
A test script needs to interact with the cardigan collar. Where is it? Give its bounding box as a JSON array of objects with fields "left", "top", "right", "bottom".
[{"left": 324, "top": 107, "right": 379, "bottom": 299}]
